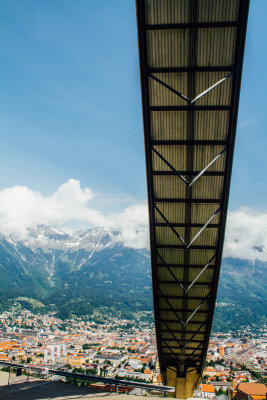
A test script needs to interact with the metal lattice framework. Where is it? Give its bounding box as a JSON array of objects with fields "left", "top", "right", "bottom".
[{"left": 136, "top": 0, "right": 250, "bottom": 397}]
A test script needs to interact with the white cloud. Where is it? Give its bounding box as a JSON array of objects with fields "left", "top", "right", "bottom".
[
  {"left": 0, "top": 179, "right": 148, "bottom": 249},
  {"left": 1, "top": 180, "right": 266, "bottom": 258},
  {"left": 113, "top": 204, "right": 149, "bottom": 249},
  {"left": 224, "top": 207, "right": 267, "bottom": 261}
]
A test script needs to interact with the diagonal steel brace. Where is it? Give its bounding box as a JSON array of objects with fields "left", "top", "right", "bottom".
[
  {"left": 183, "top": 293, "right": 211, "bottom": 327},
  {"left": 154, "top": 204, "right": 187, "bottom": 246},
  {"left": 189, "top": 148, "right": 226, "bottom": 187},
  {"left": 157, "top": 251, "right": 185, "bottom": 291},
  {"left": 158, "top": 288, "right": 185, "bottom": 326},
  {"left": 152, "top": 146, "right": 226, "bottom": 189},
  {"left": 152, "top": 147, "right": 189, "bottom": 185},
  {"left": 183, "top": 320, "right": 208, "bottom": 350},
  {"left": 185, "top": 255, "right": 216, "bottom": 294},
  {"left": 191, "top": 73, "right": 233, "bottom": 103},
  {"left": 161, "top": 319, "right": 184, "bottom": 350},
  {"left": 188, "top": 342, "right": 203, "bottom": 358},
  {"left": 150, "top": 74, "right": 190, "bottom": 102},
  {"left": 150, "top": 72, "right": 232, "bottom": 104},
  {"left": 186, "top": 208, "right": 221, "bottom": 249},
  {"left": 161, "top": 338, "right": 183, "bottom": 366}
]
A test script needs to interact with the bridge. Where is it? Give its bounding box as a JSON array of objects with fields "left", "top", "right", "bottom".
[{"left": 136, "top": 0, "right": 250, "bottom": 398}]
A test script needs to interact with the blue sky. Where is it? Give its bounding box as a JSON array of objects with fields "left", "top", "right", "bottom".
[
  {"left": 230, "top": 1, "right": 267, "bottom": 210},
  {"left": 1, "top": 0, "right": 267, "bottom": 239},
  {"left": 1, "top": 0, "right": 144, "bottom": 204}
]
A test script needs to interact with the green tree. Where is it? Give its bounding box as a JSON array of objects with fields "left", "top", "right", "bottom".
[
  {"left": 73, "top": 367, "right": 84, "bottom": 374},
  {"left": 216, "top": 389, "right": 225, "bottom": 396},
  {"left": 86, "top": 368, "right": 97, "bottom": 376},
  {"left": 201, "top": 374, "right": 209, "bottom": 382}
]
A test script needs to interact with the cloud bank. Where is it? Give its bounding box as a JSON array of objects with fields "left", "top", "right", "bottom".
[
  {"left": 0, "top": 179, "right": 149, "bottom": 249},
  {"left": 224, "top": 207, "right": 267, "bottom": 261},
  {"left": 0, "top": 180, "right": 267, "bottom": 259}
]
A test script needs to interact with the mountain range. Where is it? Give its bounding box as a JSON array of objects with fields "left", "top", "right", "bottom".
[{"left": 0, "top": 226, "right": 266, "bottom": 331}]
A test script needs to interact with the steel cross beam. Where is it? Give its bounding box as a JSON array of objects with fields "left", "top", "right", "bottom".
[
  {"left": 152, "top": 146, "right": 226, "bottom": 187},
  {"left": 150, "top": 72, "right": 233, "bottom": 104},
  {"left": 136, "top": 0, "right": 250, "bottom": 397},
  {"left": 155, "top": 204, "right": 222, "bottom": 249}
]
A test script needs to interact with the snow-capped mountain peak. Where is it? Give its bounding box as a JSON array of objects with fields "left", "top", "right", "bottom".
[{"left": 19, "top": 225, "right": 120, "bottom": 251}]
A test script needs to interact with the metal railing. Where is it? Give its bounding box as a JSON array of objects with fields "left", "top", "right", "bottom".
[{"left": 0, "top": 360, "right": 174, "bottom": 394}]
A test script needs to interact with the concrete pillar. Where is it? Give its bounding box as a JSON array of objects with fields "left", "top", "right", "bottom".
[{"left": 166, "top": 367, "right": 200, "bottom": 399}]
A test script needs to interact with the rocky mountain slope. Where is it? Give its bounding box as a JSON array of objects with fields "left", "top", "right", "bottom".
[
  {"left": 0, "top": 227, "right": 152, "bottom": 319},
  {"left": 214, "top": 258, "right": 267, "bottom": 331},
  {"left": 0, "top": 227, "right": 266, "bottom": 330}
]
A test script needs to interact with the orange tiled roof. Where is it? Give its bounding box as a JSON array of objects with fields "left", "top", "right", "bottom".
[
  {"left": 238, "top": 383, "right": 267, "bottom": 396},
  {"left": 200, "top": 384, "right": 215, "bottom": 393},
  {"left": 141, "top": 357, "right": 150, "bottom": 363},
  {"left": 0, "top": 355, "right": 10, "bottom": 360},
  {"left": 144, "top": 369, "right": 151, "bottom": 374}
]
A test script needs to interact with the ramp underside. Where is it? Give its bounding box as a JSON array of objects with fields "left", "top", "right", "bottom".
[{"left": 136, "top": 0, "right": 249, "bottom": 397}]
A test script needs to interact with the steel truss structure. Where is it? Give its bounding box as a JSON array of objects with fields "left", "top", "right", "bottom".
[{"left": 136, "top": 0, "right": 250, "bottom": 398}]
